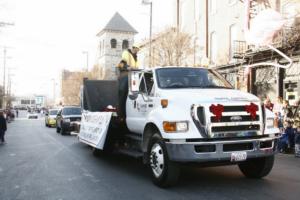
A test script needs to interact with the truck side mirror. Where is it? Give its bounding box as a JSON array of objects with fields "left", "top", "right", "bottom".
[{"left": 129, "top": 72, "right": 140, "bottom": 93}]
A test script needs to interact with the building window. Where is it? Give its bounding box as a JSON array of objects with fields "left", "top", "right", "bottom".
[
  {"left": 110, "top": 39, "right": 117, "bottom": 48},
  {"left": 210, "top": 0, "right": 217, "bottom": 15},
  {"left": 229, "top": 24, "right": 237, "bottom": 60},
  {"left": 210, "top": 31, "right": 217, "bottom": 64},
  {"left": 122, "top": 40, "right": 129, "bottom": 49}
]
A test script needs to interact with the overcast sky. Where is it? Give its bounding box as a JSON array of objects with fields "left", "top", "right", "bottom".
[{"left": 0, "top": 0, "right": 174, "bottom": 99}]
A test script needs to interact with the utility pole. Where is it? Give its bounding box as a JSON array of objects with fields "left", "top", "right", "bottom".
[
  {"left": 51, "top": 79, "right": 56, "bottom": 106},
  {"left": 205, "top": 0, "right": 208, "bottom": 58},
  {"left": 82, "top": 51, "right": 89, "bottom": 72},
  {"left": 0, "top": 22, "right": 14, "bottom": 108},
  {"left": 142, "top": 0, "right": 153, "bottom": 67},
  {"left": 177, "top": 0, "right": 180, "bottom": 30},
  {"left": 3, "top": 48, "right": 6, "bottom": 107}
]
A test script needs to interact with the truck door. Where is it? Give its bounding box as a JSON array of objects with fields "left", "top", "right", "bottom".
[{"left": 126, "top": 71, "right": 154, "bottom": 134}]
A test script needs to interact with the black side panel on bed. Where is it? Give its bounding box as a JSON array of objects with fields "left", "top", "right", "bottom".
[{"left": 83, "top": 80, "right": 119, "bottom": 111}]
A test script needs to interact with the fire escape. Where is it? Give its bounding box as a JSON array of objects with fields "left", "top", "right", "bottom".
[{"left": 233, "top": 0, "right": 289, "bottom": 90}]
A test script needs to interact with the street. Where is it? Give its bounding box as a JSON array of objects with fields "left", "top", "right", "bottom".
[{"left": 0, "top": 112, "right": 299, "bottom": 200}]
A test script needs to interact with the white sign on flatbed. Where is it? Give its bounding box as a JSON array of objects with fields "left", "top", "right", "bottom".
[{"left": 78, "top": 111, "right": 112, "bottom": 150}]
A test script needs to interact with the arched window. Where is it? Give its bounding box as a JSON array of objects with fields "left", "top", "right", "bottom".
[
  {"left": 110, "top": 39, "right": 117, "bottom": 48},
  {"left": 210, "top": 31, "right": 217, "bottom": 64},
  {"left": 122, "top": 40, "right": 129, "bottom": 49}
]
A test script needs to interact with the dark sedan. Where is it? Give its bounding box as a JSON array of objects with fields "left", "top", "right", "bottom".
[{"left": 56, "top": 106, "right": 82, "bottom": 135}]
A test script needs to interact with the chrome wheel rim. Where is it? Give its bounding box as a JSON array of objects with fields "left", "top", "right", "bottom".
[{"left": 150, "top": 143, "right": 164, "bottom": 178}]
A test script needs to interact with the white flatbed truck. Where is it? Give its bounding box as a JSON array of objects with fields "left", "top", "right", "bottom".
[{"left": 79, "top": 67, "right": 279, "bottom": 187}]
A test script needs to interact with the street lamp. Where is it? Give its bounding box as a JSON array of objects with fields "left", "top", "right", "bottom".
[
  {"left": 82, "top": 51, "right": 89, "bottom": 72},
  {"left": 142, "top": 0, "right": 153, "bottom": 68},
  {"left": 51, "top": 79, "right": 57, "bottom": 106}
]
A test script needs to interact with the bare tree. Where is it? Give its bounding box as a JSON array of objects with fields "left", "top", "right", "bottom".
[
  {"left": 61, "top": 66, "right": 102, "bottom": 106},
  {"left": 142, "top": 27, "right": 194, "bottom": 66}
]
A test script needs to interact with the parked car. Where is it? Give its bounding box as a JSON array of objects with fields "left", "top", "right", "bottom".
[
  {"left": 45, "top": 109, "right": 59, "bottom": 127},
  {"left": 27, "top": 112, "right": 38, "bottom": 119},
  {"left": 56, "top": 106, "right": 82, "bottom": 135}
]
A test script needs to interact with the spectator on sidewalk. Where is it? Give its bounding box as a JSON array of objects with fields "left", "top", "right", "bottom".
[
  {"left": 282, "top": 100, "right": 293, "bottom": 122},
  {"left": 273, "top": 97, "right": 283, "bottom": 130},
  {"left": 264, "top": 98, "right": 274, "bottom": 111},
  {"left": 0, "top": 111, "right": 7, "bottom": 144},
  {"left": 295, "top": 127, "right": 300, "bottom": 157},
  {"left": 278, "top": 121, "right": 295, "bottom": 153}
]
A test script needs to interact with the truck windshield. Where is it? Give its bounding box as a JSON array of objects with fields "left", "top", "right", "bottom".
[
  {"left": 62, "top": 108, "right": 82, "bottom": 115},
  {"left": 49, "top": 110, "right": 58, "bottom": 115},
  {"left": 156, "top": 68, "right": 233, "bottom": 89}
]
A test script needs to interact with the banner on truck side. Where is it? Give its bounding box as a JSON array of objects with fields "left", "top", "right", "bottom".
[{"left": 78, "top": 111, "right": 112, "bottom": 150}]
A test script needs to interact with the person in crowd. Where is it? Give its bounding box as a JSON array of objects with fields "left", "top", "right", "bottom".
[
  {"left": 16, "top": 109, "right": 19, "bottom": 118},
  {"left": 295, "top": 126, "right": 300, "bottom": 157},
  {"left": 264, "top": 97, "right": 274, "bottom": 111},
  {"left": 278, "top": 120, "right": 296, "bottom": 153},
  {"left": 282, "top": 100, "right": 293, "bottom": 122},
  {"left": 273, "top": 98, "right": 283, "bottom": 131},
  {"left": 0, "top": 111, "right": 7, "bottom": 144}
]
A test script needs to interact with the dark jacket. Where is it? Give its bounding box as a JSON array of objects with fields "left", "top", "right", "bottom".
[
  {"left": 295, "top": 133, "right": 300, "bottom": 144},
  {"left": 0, "top": 116, "right": 7, "bottom": 131}
]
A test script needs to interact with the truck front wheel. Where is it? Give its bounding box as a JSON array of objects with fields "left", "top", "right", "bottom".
[
  {"left": 238, "top": 155, "right": 275, "bottom": 178},
  {"left": 148, "top": 133, "right": 180, "bottom": 187}
]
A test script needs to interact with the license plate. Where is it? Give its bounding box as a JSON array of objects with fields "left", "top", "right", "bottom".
[{"left": 231, "top": 151, "right": 247, "bottom": 162}]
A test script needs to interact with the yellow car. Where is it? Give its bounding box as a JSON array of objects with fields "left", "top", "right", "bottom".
[{"left": 45, "top": 109, "right": 59, "bottom": 127}]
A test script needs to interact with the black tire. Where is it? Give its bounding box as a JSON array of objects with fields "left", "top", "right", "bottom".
[
  {"left": 148, "top": 133, "right": 180, "bottom": 187},
  {"left": 238, "top": 155, "right": 275, "bottom": 178},
  {"left": 60, "top": 125, "right": 66, "bottom": 135},
  {"left": 92, "top": 147, "right": 104, "bottom": 157}
]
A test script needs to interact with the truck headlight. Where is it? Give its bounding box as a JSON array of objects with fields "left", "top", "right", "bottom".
[
  {"left": 64, "top": 118, "right": 70, "bottom": 123},
  {"left": 266, "top": 118, "right": 275, "bottom": 128},
  {"left": 163, "top": 121, "right": 188, "bottom": 132}
]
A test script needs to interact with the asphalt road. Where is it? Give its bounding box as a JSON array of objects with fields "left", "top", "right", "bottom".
[{"left": 0, "top": 111, "right": 300, "bottom": 200}]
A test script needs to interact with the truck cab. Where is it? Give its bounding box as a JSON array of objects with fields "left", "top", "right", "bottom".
[{"left": 80, "top": 66, "right": 279, "bottom": 187}]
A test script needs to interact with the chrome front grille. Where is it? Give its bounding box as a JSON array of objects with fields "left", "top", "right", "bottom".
[{"left": 206, "top": 104, "right": 261, "bottom": 138}]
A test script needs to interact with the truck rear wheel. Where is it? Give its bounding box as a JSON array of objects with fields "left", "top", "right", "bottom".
[
  {"left": 60, "top": 126, "right": 66, "bottom": 135},
  {"left": 238, "top": 155, "right": 274, "bottom": 178},
  {"left": 148, "top": 133, "right": 180, "bottom": 187}
]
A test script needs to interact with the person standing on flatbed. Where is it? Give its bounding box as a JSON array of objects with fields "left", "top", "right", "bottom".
[{"left": 117, "top": 44, "right": 140, "bottom": 119}]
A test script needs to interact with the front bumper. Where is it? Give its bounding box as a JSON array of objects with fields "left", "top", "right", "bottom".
[
  {"left": 62, "top": 122, "right": 75, "bottom": 132},
  {"left": 165, "top": 136, "right": 278, "bottom": 163},
  {"left": 48, "top": 119, "right": 56, "bottom": 126}
]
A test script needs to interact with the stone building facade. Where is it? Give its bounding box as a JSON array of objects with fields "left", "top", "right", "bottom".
[{"left": 96, "top": 12, "right": 138, "bottom": 80}]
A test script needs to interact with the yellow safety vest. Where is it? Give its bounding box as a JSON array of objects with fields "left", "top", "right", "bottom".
[{"left": 121, "top": 50, "right": 139, "bottom": 68}]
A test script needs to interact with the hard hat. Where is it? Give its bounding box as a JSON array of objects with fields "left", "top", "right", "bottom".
[{"left": 132, "top": 43, "right": 140, "bottom": 49}]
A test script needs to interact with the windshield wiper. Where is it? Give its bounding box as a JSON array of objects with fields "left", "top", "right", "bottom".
[
  {"left": 203, "top": 85, "right": 231, "bottom": 89},
  {"left": 166, "top": 85, "right": 188, "bottom": 88}
]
